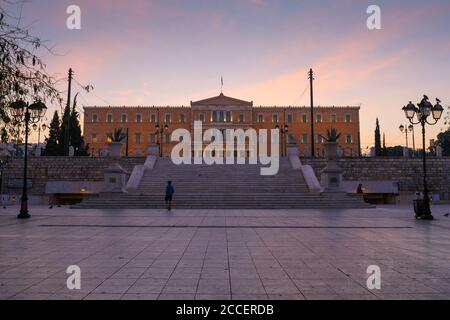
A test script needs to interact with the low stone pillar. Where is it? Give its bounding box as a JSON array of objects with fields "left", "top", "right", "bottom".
[
  {"left": 321, "top": 163, "right": 344, "bottom": 192},
  {"left": 321, "top": 142, "right": 344, "bottom": 193},
  {"left": 102, "top": 163, "right": 127, "bottom": 193}
]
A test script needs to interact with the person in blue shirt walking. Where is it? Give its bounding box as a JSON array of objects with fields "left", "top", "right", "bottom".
[{"left": 165, "top": 181, "right": 175, "bottom": 211}]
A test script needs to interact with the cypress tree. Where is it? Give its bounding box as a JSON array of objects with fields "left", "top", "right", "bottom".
[
  {"left": 375, "top": 118, "right": 382, "bottom": 156},
  {"left": 59, "top": 102, "right": 71, "bottom": 156},
  {"left": 69, "top": 95, "right": 89, "bottom": 156},
  {"left": 44, "top": 111, "right": 62, "bottom": 156}
]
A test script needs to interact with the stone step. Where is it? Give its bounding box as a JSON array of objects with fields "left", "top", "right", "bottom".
[{"left": 76, "top": 158, "right": 372, "bottom": 209}]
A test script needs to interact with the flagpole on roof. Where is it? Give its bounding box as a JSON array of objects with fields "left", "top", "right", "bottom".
[{"left": 221, "top": 76, "right": 223, "bottom": 94}]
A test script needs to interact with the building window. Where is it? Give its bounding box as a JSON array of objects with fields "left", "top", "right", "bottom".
[
  {"left": 316, "top": 114, "right": 322, "bottom": 123},
  {"left": 136, "top": 114, "right": 142, "bottom": 123},
  {"left": 165, "top": 113, "right": 171, "bottom": 123},
  {"left": 331, "top": 114, "right": 337, "bottom": 123},
  {"left": 121, "top": 114, "right": 127, "bottom": 123},
  {"left": 199, "top": 113, "right": 205, "bottom": 122},
  {"left": 288, "top": 134, "right": 295, "bottom": 144},
  {"left": 106, "top": 133, "right": 113, "bottom": 143},
  {"left": 91, "top": 133, "right": 98, "bottom": 143},
  {"left": 346, "top": 135, "right": 353, "bottom": 144},
  {"left": 301, "top": 134, "right": 308, "bottom": 144},
  {"left": 287, "top": 114, "right": 293, "bottom": 124},
  {"left": 345, "top": 114, "right": 352, "bottom": 123},
  {"left": 219, "top": 111, "right": 225, "bottom": 122},
  {"left": 164, "top": 134, "right": 171, "bottom": 144},
  {"left": 92, "top": 114, "right": 98, "bottom": 123},
  {"left": 180, "top": 113, "right": 186, "bottom": 123},
  {"left": 272, "top": 114, "right": 279, "bottom": 123},
  {"left": 149, "top": 134, "right": 156, "bottom": 144},
  {"left": 302, "top": 114, "right": 308, "bottom": 123},
  {"left": 212, "top": 111, "right": 218, "bottom": 122},
  {"left": 226, "top": 111, "right": 232, "bottom": 122},
  {"left": 107, "top": 114, "right": 113, "bottom": 123},
  {"left": 150, "top": 114, "right": 157, "bottom": 123},
  {"left": 239, "top": 113, "right": 244, "bottom": 123},
  {"left": 258, "top": 114, "right": 264, "bottom": 123},
  {"left": 135, "top": 133, "right": 142, "bottom": 144},
  {"left": 317, "top": 134, "right": 324, "bottom": 144}
]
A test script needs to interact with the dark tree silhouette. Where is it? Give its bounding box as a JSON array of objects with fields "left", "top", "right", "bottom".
[
  {"left": 0, "top": 1, "right": 62, "bottom": 128},
  {"left": 374, "top": 118, "right": 382, "bottom": 156},
  {"left": 436, "top": 130, "right": 450, "bottom": 156},
  {"left": 44, "top": 111, "right": 62, "bottom": 156},
  {"left": 69, "top": 95, "right": 89, "bottom": 156}
]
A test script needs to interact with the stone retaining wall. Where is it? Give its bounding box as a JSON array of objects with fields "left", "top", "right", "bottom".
[
  {"left": 2, "top": 157, "right": 145, "bottom": 195},
  {"left": 2, "top": 157, "right": 449, "bottom": 199},
  {"left": 302, "top": 157, "right": 450, "bottom": 199}
]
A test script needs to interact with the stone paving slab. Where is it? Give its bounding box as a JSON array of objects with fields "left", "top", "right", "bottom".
[{"left": 1, "top": 205, "right": 450, "bottom": 300}]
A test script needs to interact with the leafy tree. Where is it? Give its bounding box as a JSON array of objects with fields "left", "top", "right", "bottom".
[
  {"left": 0, "top": 1, "right": 62, "bottom": 124},
  {"left": 112, "top": 128, "right": 127, "bottom": 142},
  {"left": 1, "top": 126, "right": 7, "bottom": 143},
  {"left": 444, "top": 105, "right": 450, "bottom": 129},
  {"left": 374, "top": 118, "right": 382, "bottom": 156},
  {"left": 383, "top": 146, "right": 412, "bottom": 157},
  {"left": 321, "top": 128, "right": 341, "bottom": 143},
  {"left": 44, "top": 111, "right": 62, "bottom": 156},
  {"left": 436, "top": 130, "right": 450, "bottom": 156}
]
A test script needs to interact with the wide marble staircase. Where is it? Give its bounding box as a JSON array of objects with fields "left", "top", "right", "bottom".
[{"left": 74, "top": 158, "right": 372, "bottom": 209}]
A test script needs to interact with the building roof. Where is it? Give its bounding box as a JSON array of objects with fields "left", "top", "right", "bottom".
[
  {"left": 83, "top": 105, "right": 360, "bottom": 110},
  {"left": 191, "top": 93, "right": 253, "bottom": 107}
]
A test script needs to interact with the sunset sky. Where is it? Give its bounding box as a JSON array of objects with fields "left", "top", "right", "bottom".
[{"left": 8, "top": 0, "right": 450, "bottom": 149}]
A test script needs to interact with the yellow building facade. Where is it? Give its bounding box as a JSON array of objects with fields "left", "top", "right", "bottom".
[{"left": 83, "top": 93, "right": 361, "bottom": 157}]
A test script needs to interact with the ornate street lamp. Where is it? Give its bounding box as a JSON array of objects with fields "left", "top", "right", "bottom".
[
  {"left": 402, "top": 96, "right": 444, "bottom": 220},
  {"left": 408, "top": 124, "right": 416, "bottom": 156},
  {"left": 399, "top": 124, "right": 410, "bottom": 150},
  {"left": 155, "top": 123, "right": 169, "bottom": 157},
  {"left": 32, "top": 123, "right": 47, "bottom": 145},
  {"left": 275, "top": 124, "right": 289, "bottom": 157},
  {"left": 8, "top": 100, "right": 47, "bottom": 219}
]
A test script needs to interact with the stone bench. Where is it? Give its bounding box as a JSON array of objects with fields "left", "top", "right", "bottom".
[
  {"left": 45, "top": 181, "right": 104, "bottom": 205},
  {"left": 342, "top": 181, "right": 399, "bottom": 205}
]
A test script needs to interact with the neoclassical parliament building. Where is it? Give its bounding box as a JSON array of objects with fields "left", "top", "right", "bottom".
[{"left": 83, "top": 93, "right": 361, "bottom": 157}]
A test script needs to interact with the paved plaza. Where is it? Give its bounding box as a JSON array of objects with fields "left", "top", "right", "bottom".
[{"left": 1, "top": 204, "right": 450, "bottom": 300}]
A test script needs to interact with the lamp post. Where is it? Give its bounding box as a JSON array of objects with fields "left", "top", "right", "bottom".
[
  {"left": 275, "top": 124, "right": 289, "bottom": 157},
  {"left": 8, "top": 100, "right": 47, "bottom": 219},
  {"left": 32, "top": 123, "right": 47, "bottom": 145},
  {"left": 402, "top": 96, "right": 444, "bottom": 220},
  {"left": 399, "top": 124, "right": 410, "bottom": 150},
  {"left": 155, "top": 123, "right": 169, "bottom": 157},
  {"left": 409, "top": 124, "right": 416, "bottom": 157}
]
